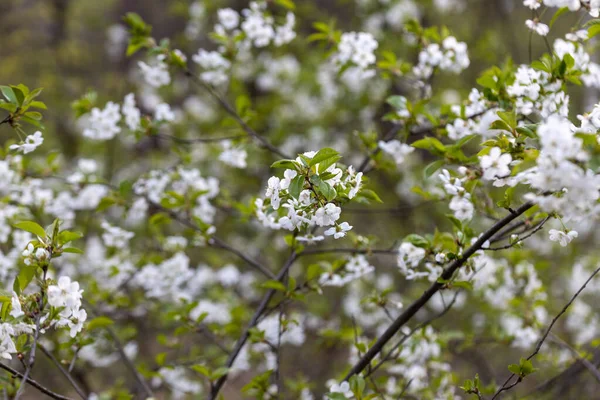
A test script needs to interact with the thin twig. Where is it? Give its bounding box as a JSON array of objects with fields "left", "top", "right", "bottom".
[
  {"left": 209, "top": 252, "right": 298, "bottom": 400},
  {"left": 184, "top": 69, "right": 290, "bottom": 159},
  {"left": 486, "top": 217, "right": 549, "bottom": 250},
  {"left": 37, "top": 343, "right": 88, "bottom": 400},
  {"left": 85, "top": 302, "right": 154, "bottom": 398},
  {"left": 0, "top": 363, "right": 74, "bottom": 400},
  {"left": 491, "top": 264, "right": 600, "bottom": 399},
  {"left": 156, "top": 133, "right": 246, "bottom": 144},
  {"left": 548, "top": 334, "right": 600, "bottom": 384}
]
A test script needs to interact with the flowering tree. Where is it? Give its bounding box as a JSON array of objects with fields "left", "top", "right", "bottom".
[{"left": 2, "top": 0, "right": 600, "bottom": 399}]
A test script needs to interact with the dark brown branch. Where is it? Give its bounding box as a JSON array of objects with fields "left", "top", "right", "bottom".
[
  {"left": 486, "top": 217, "right": 549, "bottom": 251},
  {"left": 156, "top": 133, "right": 247, "bottom": 144},
  {"left": 38, "top": 343, "right": 88, "bottom": 400},
  {"left": 343, "top": 202, "right": 534, "bottom": 380},
  {"left": 0, "top": 363, "right": 74, "bottom": 400}
]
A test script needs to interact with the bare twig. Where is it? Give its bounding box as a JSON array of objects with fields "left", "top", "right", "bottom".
[
  {"left": 156, "top": 133, "right": 246, "bottom": 144},
  {"left": 209, "top": 252, "right": 298, "bottom": 399},
  {"left": 85, "top": 302, "right": 154, "bottom": 398},
  {"left": 37, "top": 343, "right": 88, "bottom": 400},
  {"left": 184, "top": 69, "right": 290, "bottom": 159},
  {"left": 548, "top": 334, "right": 600, "bottom": 384},
  {"left": 491, "top": 264, "right": 600, "bottom": 399},
  {"left": 0, "top": 363, "right": 74, "bottom": 400}
]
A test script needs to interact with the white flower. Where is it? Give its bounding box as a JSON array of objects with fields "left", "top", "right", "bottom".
[
  {"left": 138, "top": 58, "right": 171, "bottom": 87},
  {"left": 324, "top": 222, "right": 353, "bottom": 239},
  {"left": 398, "top": 242, "right": 426, "bottom": 270},
  {"left": 219, "top": 141, "right": 247, "bottom": 168},
  {"left": 68, "top": 308, "right": 87, "bottom": 338},
  {"left": 192, "top": 49, "right": 231, "bottom": 85},
  {"left": 328, "top": 380, "right": 353, "bottom": 398},
  {"left": 82, "top": 102, "right": 121, "bottom": 140},
  {"left": 9, "top": 131, "right": 44, "bottom": 154},
  {"left": 548, "top": 229, "right": 578, "bottom": 246},
  {"left": 524, "top": 0, "right": 541, "bottom": 9},
  {"left": 313, "top": 203, "right": 341, "bottom": 226},
  {"left": 296, "top": 234, "right": 325, "bottom": 244},
  {"left": 9, "top": 292, "right": 23, "bottom": 319},
  {"left": 47, "top": 276, "right": 83, "bottom": 310},
  {"left": 122, "top": 93, "right": 141, "bottom": 131},
  {"left": 480, "top": 147, "right": 512, "bottom": 180},
  {"left": 348, "top": 172, "right": 363, "bottom": 199},
  {"left": 526, "top": 19, "right": 550, "bottom": 36},
  {"left": 217, "top": 8, "right": 240, "bottom": 30},
  {"left": 155, "top": 103, "right": 175, "bottom": 122},
  {"left": 378, "top": 140, "right": 414, "bottom": 166},
  {"left": 334, "top": 31, "right": 378, "bottom": 73},
  {"left": 449, "top": 195, "right": 474, "bottom": 221}
]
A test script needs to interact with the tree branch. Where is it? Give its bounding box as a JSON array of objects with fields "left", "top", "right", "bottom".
[
  {"left": 0, "top": 363, "right": 74, "bottom": 400},
  {"left": 184, "top": 69, "right": 290, "bottom": 159},
  {"left": 491, "top": 264, "right": 600, "bottom": 399},
  {"left": 37, "top": 343, "right": 88, "bottom": 400},
  {"left": 209, "top": 252, "right": 298, "bottom": 399},
  {"left": 343, "top": 201, "right": 534, "bottom": 380}
]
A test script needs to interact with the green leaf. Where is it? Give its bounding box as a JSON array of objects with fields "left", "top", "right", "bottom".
[
  {"left": 260, "top": 280, "right": 287, "bottom": 292},
  {"left": 57, "top": 230, "right": 83, "bottom": 244},
  {"left": 20, "top": 116, "right": 44, "bottom": 129},
  {"left": 13, "top": 221, "right": 47, "bottom": 238},
  {"left": 309, "top": 148, "right": 340, "bottom": 167},
  {"left": 0, "top": 86, "right": 17, "bottom": 105},
  {"left": 387, "top": 95, "right": 408, "bottom": 110},
  {"left": 411, "top": 137, "right": 446, "bottom": 154},
  {"left": 62, "top": 247, "right": 84, "bottom": 254},
  {"left": 327, "top": 394, "right": 349, "bottom": 400},
  {"left": 29, "top": 101, "right": 47, "bottom": 110},
  {"left": 24, "top": 111, "right": 42, "bottom": 121},
  {"left": 356, "top": 189, "right": 383, "bottom": 203},
  {"left": 508, "top": 363, "right": 521, "bottom": 375},
  {"left": 550, "top": 7, "right": 568, "bottom": 28},
  {"left": 18, "top": 265, "right": 37, "bottom": 292},
  {"left": 318, "top": 154, "right": 342, "bottom": 174},
  {"left": 317, "top": 179, "right": 337, "bottom": 201},
  {"left": 271, "top": 160, "right": 298, "bottom": 170},
  {"left": 452, "top": 280, "right": 473, "bottom": 290},
  {"left": 13, "top": 277, "right": 20, "bottom": 296},
  {"left": 588, "top": 24, "right": 600, "bottom": 39},
  {"left": 87, "top": 316, "right": 115, "bottom": 331},
  {"left": 289, "top": 175, "right": 305, "bottom": 199},
  {"left": 404, "top": 234, "right": 429, "bottom": 248},
  {"left": 191, "top": 364, "right": 210, "bottom": 377},
  {"left": 275, "top": 0, "right": 295, "bottom": 10},
  {"left": 424, "top": 160, "right": 445, "bottom": 179},
  {"left": 211, "top": 367, "right": 230, "bottom": 380}
]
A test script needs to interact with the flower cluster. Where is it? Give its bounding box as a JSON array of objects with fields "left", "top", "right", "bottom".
[
  {"left": 241, "top": 1, "right": 296, "bottom": 48},
  {"left": 319, "top": 255, "right": 375, "bottom": 287},
  {"left": 81, "top": 101, "right": 121, "bottom": 140},
  {"left": 48, "top": 276, "right": 87, "bottom": 337},
  {"left": 133, "top": 167, "right": 220, "bottom": 228},
  {"left": 192, "top": 50, "right": 231, "bottom": 85},
  {"left": 138, "top": 55, "right": 171, "bottom": 87},
  {"left": 333, "top": 31, "right": 379, "bottom": 78},
  {"left": 413, "top": 36, "right": 470, "bottom": 79},
  {"left": 256, "top": 150, "right": 366, "bottom": 240},
  {"left": 9, "top": 131, "right": 44, "bottom": 154}
]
